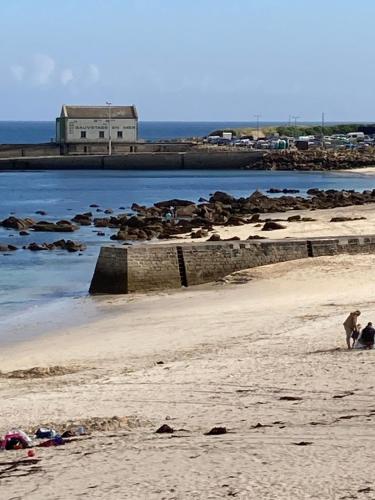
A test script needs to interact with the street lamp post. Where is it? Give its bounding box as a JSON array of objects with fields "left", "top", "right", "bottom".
[
  {"left": 291, "top": 115, "right": 300, "bottom": 139},
  {"left": 106, "top": 101, "right": 112, "bottom": 156},
  {"left": 254, "top": 114, "right": 261, "bottom": 140}
]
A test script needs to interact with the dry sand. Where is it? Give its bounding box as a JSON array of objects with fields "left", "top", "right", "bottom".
[
  {"left": 170, "top": 202, "right": 375, "bottom": 242},
  {"left": 1, "top": 247, "right": 375, "bottom": 498}
]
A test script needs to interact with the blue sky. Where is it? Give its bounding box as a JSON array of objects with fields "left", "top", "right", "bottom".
[{"left": 1, "top": 0, "right": 374, "bottom": 121}]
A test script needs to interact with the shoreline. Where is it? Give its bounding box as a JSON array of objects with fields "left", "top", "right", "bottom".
[{"left": 3, "top": 201, "right": 375, "bottom": 346}]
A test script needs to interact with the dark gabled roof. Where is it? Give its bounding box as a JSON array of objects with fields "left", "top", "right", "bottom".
[{"left": 61, "top": 105, "right": 138, "bottom": 119}]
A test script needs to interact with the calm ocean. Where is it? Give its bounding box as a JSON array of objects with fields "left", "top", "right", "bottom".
[
  {"left": 0, "top": 122, "right": 373, "bottom": 342},
  {"left": 0, "top": 120, "right": 289, "bottom": 143}
]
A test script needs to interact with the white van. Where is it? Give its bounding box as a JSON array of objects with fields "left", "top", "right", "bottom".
[{"left": 347, "top": 132, "right": 365, "bottom": 141}]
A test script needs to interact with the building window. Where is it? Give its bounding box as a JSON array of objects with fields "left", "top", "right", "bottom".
[
  {"left": 99, "top": 131, "right": 105, "bottom": 138},
  {"left": 117, "top": 131, "right": 123, "bottom": 139},
  {"left": 81, "top": 131, "right": 86, "bottom": 139}
]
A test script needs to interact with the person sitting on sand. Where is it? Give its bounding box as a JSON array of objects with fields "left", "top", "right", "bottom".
[
  {"left": 351, "top": 323, "right": 361, "bottom": 345},
  {"left": 355, "top": 322, "right": 375, "bottom": 350},
  {"left": 343, "top": 310, "right": 361, "bottom": 349}
]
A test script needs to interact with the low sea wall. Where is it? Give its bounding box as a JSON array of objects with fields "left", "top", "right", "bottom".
[
  {"left": 0, "top": 151, "right": 263, "bottom": 170},
  {"left": 89, "top": 235, "right": 375, "bottom": 294}
]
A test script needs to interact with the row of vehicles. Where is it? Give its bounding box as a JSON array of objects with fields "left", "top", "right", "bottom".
[{"left": 205, "top": 131, "right": 375, "bottom": 150}]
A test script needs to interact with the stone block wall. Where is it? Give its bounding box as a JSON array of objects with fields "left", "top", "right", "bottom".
[
  {"left": 126, "top": 245, "right": 181, "bottom": 292},
  {"left": 181, "top": 240, "right": 308, "bottom": 286},
  {"left": 89, "top": 235, "right": 375, "bottom": 295},
  {"left": 89, "top": 247, "right": 128, "bottom": 294},
  {"left": 309, "top": 235, "right": 375, "bottom": 257}
]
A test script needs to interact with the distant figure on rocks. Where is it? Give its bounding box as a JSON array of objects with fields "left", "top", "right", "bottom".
[
  {"left": 164, "top": 211, "right": 172, "bottom": 222},
  {"left": 343, "top": 310, "right": 361, "bottom": 349},
  {"left": 355, "top": 322, "right": 375, "bottom": 349}
]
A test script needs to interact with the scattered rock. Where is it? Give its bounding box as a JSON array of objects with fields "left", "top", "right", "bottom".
[
  {"left": 156, "top": 424, "right": 174, "bottom": 434},
  {"left": 207, "top": 233, "right": 221, "bottom": 241},
  {"left": 71, "top": 214, "right": 92, "bottom": 226},
  {"left": 262, "top": 221, "right": 286, "bottom": 231},
  {"left": 358, "top": 487, "right": 372, "bottom": 493},
  {"left": 35, "top": 210, "right": 47, "bottom": 216},
  {"left": 279, "top": 396, "right": 303, "bottom": 401},
  {"left": 0, "top": 244, "right": 17, "bottom": 251},
  {"left": 25, "top": 240, "right": 86, "bottom": 252},
  {"left": 154, "top": 198, "right": 195, "bottom": 208},
  {"left": 32, "top": 221, "right": 78, "bottom": 232},
  {"left": 287, "top": 215, "right": 301, "bottom": 222},
  {"left": 205, "top": 426, "right": 227, "bottom": 436},
  {"left": 191, "top": 229, "right": 208, "bottom": 238},
  {"left": 293, "top": 441, "right": 313, "bottom": 446},
  {"left": 330, "top": 216, "right": 366, "bottom": 222},
  {"left": 1, "top": 217, "right": 35, "bottom": 230}
]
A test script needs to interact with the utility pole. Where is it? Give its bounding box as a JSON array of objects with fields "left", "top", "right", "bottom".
[
  {"left": 321, "top": 112, "right": 325, "bottom": 149},
  {"left": 106, "top": 101, "right": 112, "bottom": 155},
  {"left": 254, "top": 114, "right": 261, "bottom": 139}
]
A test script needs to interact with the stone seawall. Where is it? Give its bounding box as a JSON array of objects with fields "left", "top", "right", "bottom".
[
  {"left": 0, "top": 151, "right": 263, "bottom": 170},
  {"left": 89, "top": 235, "right": 375, "bottom": 294}
]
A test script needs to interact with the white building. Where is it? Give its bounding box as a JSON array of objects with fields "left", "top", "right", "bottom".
[{"left": 56, "top": 105, "right": 138, "bottom": 153}]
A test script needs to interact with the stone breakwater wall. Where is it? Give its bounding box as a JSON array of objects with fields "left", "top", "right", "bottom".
[
  {"left": 0, "top": 151, "right": 263, "bottom": 170},
  {"left": 89, "top": 235, "right": 375, "bottom": 294}
]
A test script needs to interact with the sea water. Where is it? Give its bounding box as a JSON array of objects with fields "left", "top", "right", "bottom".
[
  {"left": 0, "top": 121, "right": 375, "bottom": 342},
  {"left": 1, "top": 168, "right": 375, "bottom": 330}
]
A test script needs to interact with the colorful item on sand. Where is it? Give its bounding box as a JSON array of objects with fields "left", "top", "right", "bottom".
[{"left": 1, "top": 430, "right": 33, "bottom": 450}]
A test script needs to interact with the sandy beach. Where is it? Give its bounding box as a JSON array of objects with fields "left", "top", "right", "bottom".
[{"left": 1, "top": 232, "right": 375, "bottom": 498}]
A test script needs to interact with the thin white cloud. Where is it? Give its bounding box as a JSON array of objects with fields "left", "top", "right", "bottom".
[
  {"left": 11, "top": 64, "right": 25, "bottom": 82},
  {"left": 32, "top": 53, "right": 56, "bottom": 85},
  {"left": 87, "top": 63, "right": 100, "bottom": 84},
  {"left": 61, "top": 68, "right": 74, "bottom": 86}
]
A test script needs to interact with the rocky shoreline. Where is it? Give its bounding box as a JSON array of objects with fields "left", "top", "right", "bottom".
[
  {"left": 253, "top": 149, "right": 375, "bottom": 170},
  {"left": 2, "top": 188, "right": 375, "bottom": 248}
]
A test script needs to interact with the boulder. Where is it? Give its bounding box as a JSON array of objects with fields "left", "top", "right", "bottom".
[
  {"left": 32, "top": 221, "right": 78, "bottom": 232},
  {"left": 154, "top": 198, "right": 195, "bottom": 208},
  {"left": 262, "top": 221, "right": 286, "bottom": 231},
  {"left": 72, "top": 214, "right": 92, "bottom": 226},
  {"left": 1, "top": 217, "right": 35, "bottom": 230},
  {"left": 126, "top": 216, "right": 146, "bottom": 228},
  {"left": 94, "top": 218, "right": 110, "bottom": 227},
  {"left": 176, "top": 204, "right": 197, "bottom": 217},
  {"left": 209, "top": 191, "right": 235, "bottom": 204},
  {"left": 35, "top": 210, "right": 47, "bottom": 216},
  {"left": 330, "top": 216, "right": 366, "bottom": 222},
  {"left": 0, "top": 244, "right": 17, "bottom": 251},
  {"left": 54, "top": 239, "right": 86, "bottom": 252},
  {"left": 225, "top": 216, "right": 247, "bottom": 226},
  {"left": 207, "top": 233, "right": 221, "bottom": 241},
  {"left": 287, "top": 215, "right": 301, "bottom": 222},
  {"left": 26, "top": 242, "right": 50, "bottom": 251},
  {"left": 191, "top": 229, "right": 208, "bottom": 239},
  {"left": 248, "top": 214, "right": 261, "bottom": 223}
]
